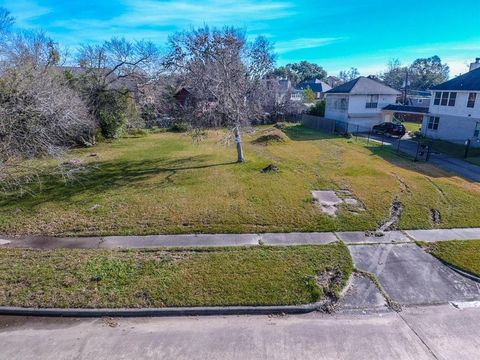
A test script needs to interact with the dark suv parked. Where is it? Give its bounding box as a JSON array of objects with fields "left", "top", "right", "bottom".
[{"left": 372, "top": 122, "right": 406, "bottom": 137}]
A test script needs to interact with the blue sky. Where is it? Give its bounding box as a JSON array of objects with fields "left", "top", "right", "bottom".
[{"left": 2, "top": 0, "right": 480, "bottom": 76}]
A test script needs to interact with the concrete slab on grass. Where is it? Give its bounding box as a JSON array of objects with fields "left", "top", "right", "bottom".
[
  {"left": 338, "top": 274, "right": 388, "bottom": 311},
  {"left": 311, "top": 190, "right": 342, "bottom": 206},
  {"left": 337, "top": 231, "right": 411, "bottom": 244},
  {"left": 100, "top": 234, "right": 261, "bottom": 248},
  {"left": 349, "top": 243, "right": 480, "bottom": 305},
  {"left": 260, "top": 232, "right": 338, "bottom": 246},
  {"left": 406, "top": 228, "right": 480, "bottom": 242}
]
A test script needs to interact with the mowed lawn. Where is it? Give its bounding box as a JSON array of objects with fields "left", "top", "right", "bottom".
[
  {"left": 420, "top": 240, "right": 480, "bottom": 278},
  {"left": 402, "top": 121, "right": 422, "bottom": 133},
  {"left": 1, "top": 124, "right": 480, "bottom": 236},
  {"left": 0, "top": 244, "right": 352, "bottom": 308}
]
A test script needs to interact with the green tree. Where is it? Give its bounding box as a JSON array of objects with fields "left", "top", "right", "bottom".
[
  {"left": 381, "top": 59, "right": 408, "bottom": 90},
  {"left": 409, "top": 56, "right": 449, "bottom": 90},
  {"left": 338, "top": 67, "right": 360, "bottom": 83},
  {"left": 271, "top": 61, "right": 327, "bottom": 84},
  {"left": 381, "top": 56, "right": 450, "bottom": 91},
  {"left": 308, "top": 100, "right": 325, "bottom": 117},
  {"left": 303, "top": 87, "right": 316, "bottom": 103}
]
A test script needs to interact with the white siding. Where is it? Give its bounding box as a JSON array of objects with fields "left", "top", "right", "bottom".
[
  {"left": 325, "top": 94, "right": 349, "bottom": 121},
  {"left": 422, "top": 90, "right": 480, "bottom": 146},
  {"left": 429, "top": 91, "right": 480, "bottom": 118}
]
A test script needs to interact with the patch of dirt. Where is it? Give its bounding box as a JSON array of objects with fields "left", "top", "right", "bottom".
[
  {"left": 316, "top": 269, "right": 344, "bottom": 313},
  {"left": 430, "top": 208, "right": 442, "bottom": 225},
  {"left": 393, "top": 174, "right": 412, "bottom": 194},
  {"left": 378, "top": 200, "right": 404, "bottom": 232},
  {"left": 316, "top": 269, "right": 342, "bottom": 301},
  {"left": 273, "top": 122, "right": 288, "bottom": 131},
  {"left": 252, "top": 129, "right": 288, "bottom": 145},
  {"left": 102, "top": 317, "right": 119, "bottom": 328},
  {"left": 261, "top": 164, "right": 279, "bottom": 173}
]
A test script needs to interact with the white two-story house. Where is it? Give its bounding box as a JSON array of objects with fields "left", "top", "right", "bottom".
[
  {"left": 422, "top": 59, "right": 480, "bottom": 146},
  {"left": 325, "top": 76, "right": 401, "bottom": 128}
]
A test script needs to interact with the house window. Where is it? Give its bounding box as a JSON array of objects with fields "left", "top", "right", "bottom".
[
  {"left": 441, "top": 92, "right": 449, "bottom": 106},
  {"left": 474, "top": 122, "right": 480, "bottom": 138},
  {"left": 427, "top": 116, "right": 440, "bottom": 130},
  {"left": 467, "top": 93, "right": 477, "bottom": 108},
  {"left": 366, "top": 95, "right": 379, "bottom": 108},
  {"left": 437, "top": 92, "right": 457, "bottom": 107},
  {"left": 448, "top": 92, "right": 457, "bottom": 106}
]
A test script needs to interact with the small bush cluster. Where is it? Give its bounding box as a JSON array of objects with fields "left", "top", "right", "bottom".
[{"left": 168, "top": 122, "right": 190, "bottom": 133}]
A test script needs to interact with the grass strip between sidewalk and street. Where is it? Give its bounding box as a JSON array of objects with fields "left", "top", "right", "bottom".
[
  {"left": 419, "top": 240, "right": 480, "bottom": 278},
  {"left": 0, "top": 243, "right": 353, "bottom": 309}
]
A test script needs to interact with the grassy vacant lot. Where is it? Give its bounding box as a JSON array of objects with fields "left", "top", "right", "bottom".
[
  {"left": 421, "top": 240, "right": 480, "bottom": 277},
  {"left": 0, "top": 244, "right": 352, "bottom": 308},
  {"left": 1, "top": 124, "right": 480, "bottom": 236}
]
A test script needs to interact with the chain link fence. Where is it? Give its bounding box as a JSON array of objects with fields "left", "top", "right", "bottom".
[{"left": 299, "top": 114, "right": 470, "bottom": 163}]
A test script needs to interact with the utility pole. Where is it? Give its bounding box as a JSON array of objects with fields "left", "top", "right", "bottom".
[{"left": 403, "top": 69, "right": 409, "bottom": 105}]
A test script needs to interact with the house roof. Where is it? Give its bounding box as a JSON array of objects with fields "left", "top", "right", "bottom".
[
  {"left": 382, "top": 104, "right": 430, "bottom": 114},
  {"left": 325, "top": 77, "right": 401, "bottom": 95},
  {"left": 295, "top": 79, "right": 331, "bottom": 93},
  {"left": 431, "top": 67, "right": 480, "bottom": 91}
]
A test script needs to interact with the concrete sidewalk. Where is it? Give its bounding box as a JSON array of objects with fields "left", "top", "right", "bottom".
[{"left": 1, "top": 228, "right": 479, "bottom": 249}]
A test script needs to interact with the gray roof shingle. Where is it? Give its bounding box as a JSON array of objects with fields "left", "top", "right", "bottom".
[
  {"left": 431, "top": 68, "right": 480, "bottom": 91},
  {"left": 295, "top": 79, "right": 331, "bottom": 93},
  {"left": 325, "top": 76, "right": 401, "bottom": 95},
  {"left": 382, "top": 104, "right": 429, "bottom": 114}
]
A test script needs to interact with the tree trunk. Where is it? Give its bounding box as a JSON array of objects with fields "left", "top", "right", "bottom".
[{"left": 234, "top": 126, "right": 245, "bottom": 163}]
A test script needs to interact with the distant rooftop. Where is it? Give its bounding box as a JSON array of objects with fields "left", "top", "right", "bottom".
[
  {"left": 382, "top": 104, "right": 429, "bottom": 114},
  {"left": 295, "top": 79, "right": 331, "bottom": 93},
  {"left": 326, "top": 77, "right": 401, "bottom": 95}
]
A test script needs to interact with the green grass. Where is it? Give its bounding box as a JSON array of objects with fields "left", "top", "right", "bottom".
[
  {"left": 402, "top": 121, "right": 422, "bottom": 133},
  {"left": 420, "top": 240, "right": 480, "bottom": 277},
  {"left": 425, "top": 138, "right": 480, "bottom": 166},
  {"left": 0, "top": 244, "right": 353, "bottom": 308},
  {"left": 1, "top": 124, "right": 480, "bottom": 236}
]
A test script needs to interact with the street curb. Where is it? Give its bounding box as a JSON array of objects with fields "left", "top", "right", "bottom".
[
  {"left": 0, "top": 303, "right": 325, "bottom": 318},
  {"left": 442, "top": 263, "right": 480, "bottom": 284}
]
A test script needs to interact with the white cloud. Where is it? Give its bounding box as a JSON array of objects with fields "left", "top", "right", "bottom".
[
  {"left": 46, "top": 0, "right": 294, "bottom": 46},
  {"left": 274, "top": 37, "right": 343, "bottom": 54},
  {"left": 0, "top": 0, "right": 51, "bottom": 27},
  {"left": 117, "top": 0, "right": 294, "bottom": 25}
]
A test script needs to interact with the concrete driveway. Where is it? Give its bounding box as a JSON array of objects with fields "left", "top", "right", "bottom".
[{"left": 349, "top": 243, "right": 480, "bottom": 305}]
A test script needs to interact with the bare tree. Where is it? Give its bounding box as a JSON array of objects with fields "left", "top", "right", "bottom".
[
  {"left": 338, "top": 67, "right": 360, "bottom": 84},
  {"left": 0, "top": 23, "right": 95, "bottom": 192},
  {"left": 0, "top": 7, "right": 13, "bottom": 34},
  {"left": 261, "top": 78, "right": 305, "bottom": 121},
  {"left": 163, "top": 27, "right": 275, "bottom": 162},
  {"left": 76, "top": 37, "right": 159, "bottom": 137}
]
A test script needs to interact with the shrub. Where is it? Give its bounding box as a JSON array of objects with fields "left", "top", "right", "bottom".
[
  {"left": 168, "top": 122, "right": 189, "bottom": 133},
  {"left": 308, "top": 100, "right": 326, "bottom": 117},
  {"left": 274, "top": 122, "right": 288, "bottom": 131},
  {"left": 0, "top": 65, "right": 95, "bottom": 161},
  {"left": 96, "top": 92, "right": 131, "bottom": 139},
  {"left": 124, "top": 128, "right": 149, "bottom": 137}
]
